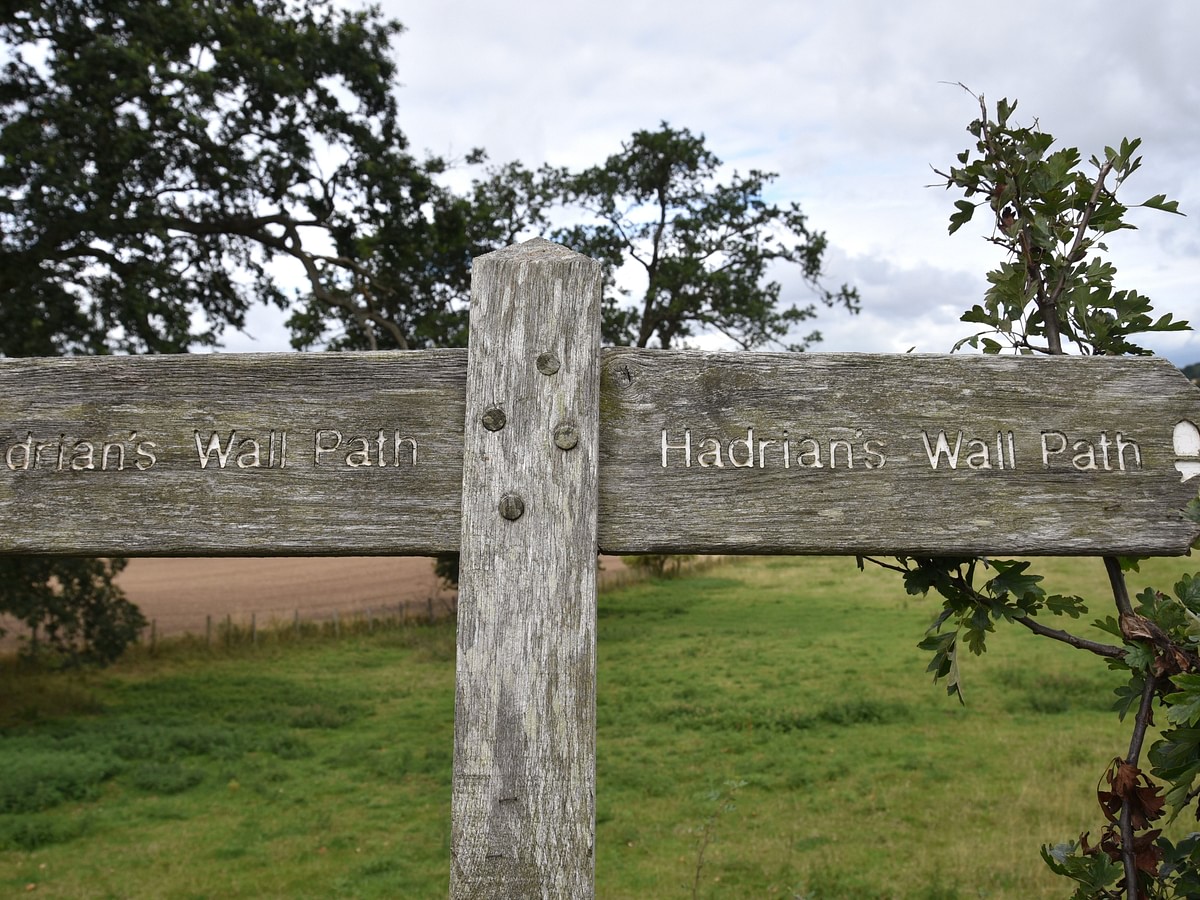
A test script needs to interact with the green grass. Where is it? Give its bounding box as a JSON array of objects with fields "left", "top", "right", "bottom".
[{"left": 1, "top": 555, "right": 1198, "bottom": 898}]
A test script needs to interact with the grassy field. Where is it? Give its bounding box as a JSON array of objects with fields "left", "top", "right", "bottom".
[{"left": 2, "top": 554, "right": 1198, "bottom": 898}]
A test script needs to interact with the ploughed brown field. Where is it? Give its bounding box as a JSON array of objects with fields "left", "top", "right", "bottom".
[
  {"left": 2, "top": 556, "right": 632, "bottom": 647},
  {"left": 117, "top": 557, "right": 458, "bottom": 636}
]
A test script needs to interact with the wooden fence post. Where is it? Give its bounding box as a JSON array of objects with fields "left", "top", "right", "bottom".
[{"left": 450, "top": 239, "right": 603, "bottom": 898}]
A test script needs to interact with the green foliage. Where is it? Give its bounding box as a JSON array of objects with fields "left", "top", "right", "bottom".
[
  {"left": 433, "top": 551, "right": 461, "bottom": 589},
  {"left": 883, "top": 554, "right": 1087, "bottom": 702},
  {"left": 0, "top": 557, "right": 145, "bottom": 666},
  {"left": 0, "top": 0, "right": 478, "bottom": 355},
  {"left": 935, "top": 89, "right": 1188, "bottom": 358},
  {"left": 551, "top": 122, "right": 860, "bottom": 350},
  {"left": 893, "top": 89, "right": 1200, "bottom": 897},
  {"left": 0, "top": 813, "right": 90, "bottom": 852},
  {"left": 1040, "top": 840, "right": 1125, "bottom": 897},
  {"left": 0, "top": 749, "right": 121, "bottom": 813}
]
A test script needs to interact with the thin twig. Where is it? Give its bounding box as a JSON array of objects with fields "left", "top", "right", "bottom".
[
  {"left": 1120, "top": 674, "right": 1158, "bottom": 900},
  {"left": 859, "top": 557, "right": 910, "bottom": 575},
  {"left": 1015, "top": 616, "right": 1124, "bottom": 660}
]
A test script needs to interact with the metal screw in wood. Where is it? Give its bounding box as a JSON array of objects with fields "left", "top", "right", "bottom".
[
  {"left": 498, "top": 493, "right": 525, "bottom": 521},
  {"left": 553, "top": 424, "right": 579, "bottom": 450},
  {"left": 481, "top": 407, "right": 507, "bottom": 431}
]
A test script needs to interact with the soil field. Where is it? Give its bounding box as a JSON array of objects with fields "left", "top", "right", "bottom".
[
  {"left": 118, "top": 556, "right": 457, "bottom": 636},
  {"left": 2, "top": 556, "right": 633, "bottom": 648}
]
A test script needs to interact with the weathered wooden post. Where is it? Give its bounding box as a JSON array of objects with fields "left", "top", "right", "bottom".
[{"left": 451, "top": 240, "right": 603, "bottom": 898}]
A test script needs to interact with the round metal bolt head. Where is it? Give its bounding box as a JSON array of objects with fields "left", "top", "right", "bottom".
[
  {"left": 481, "top": 407, "right": 507, "bottom": 432},
  {"left": 553, "top": 424, "right": 580, "bottom": 451},
  {"left": 498, "top": 494, "right": 525, "bottom": 521},
  {"left": 536, "top": 351, "right": 561, "bottom": 376}
]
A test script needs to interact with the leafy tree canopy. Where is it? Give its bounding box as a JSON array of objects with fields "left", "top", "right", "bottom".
[
  {"left": 0, "top": 0, "right": 473, "bottom": 355},
  {"left": 551, "top": 123, "right": 861, "bottom": 349}
]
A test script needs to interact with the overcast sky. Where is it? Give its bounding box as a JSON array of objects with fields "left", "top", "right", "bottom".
[{"left": 231, "top": 0, "right": 1199, "bottom": 365}]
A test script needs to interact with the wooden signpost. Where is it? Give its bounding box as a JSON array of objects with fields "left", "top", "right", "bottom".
[{"left": 3, "top": 238, "right": 1199, "bottom": 897}]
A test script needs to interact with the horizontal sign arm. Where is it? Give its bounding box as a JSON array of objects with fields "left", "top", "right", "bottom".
[{"left": 2, "top": 350, "right": 1197, "bottom": 556}]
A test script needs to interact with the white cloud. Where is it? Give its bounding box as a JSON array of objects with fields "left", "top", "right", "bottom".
[{"left": 228, "top": 0, "right": 1199, "bottom": 365}]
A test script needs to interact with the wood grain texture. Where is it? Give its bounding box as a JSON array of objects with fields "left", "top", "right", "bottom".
[
  {"left": 3, "top": 347, "right": 1198, "bottom": 557},
  {"left": 597, "top": 350, "right": 1200, "bottom": 556},
  {"left": 450, "top": 239, "right": 602, "bottom": 898},
  {"left": 0, "top": 351, "right": 465, "bottom": 555}
]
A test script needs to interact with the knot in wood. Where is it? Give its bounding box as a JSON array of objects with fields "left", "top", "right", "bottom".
[{"left": 536, "top": 352, "right": 561, "bottom": 376}]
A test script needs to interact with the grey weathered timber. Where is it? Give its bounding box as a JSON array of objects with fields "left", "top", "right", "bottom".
[
  {"left": 0, "top": 351, "right": 465, "bottom": 555},
  {"left": 450, "top": 240, "right": 602, "bottom": 898},
  {"left": 598, "top": 349, "right": 1200, "bottom": 556},
  {"left": 3, "top": 347, "right": 1198, "bottom": 557}
]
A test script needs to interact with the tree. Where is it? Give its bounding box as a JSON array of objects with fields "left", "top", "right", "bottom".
[
  {"left": 0, "top": 0, "right": 448, "bottom": 660},
  {"left": 0, "top": 0, "right": 469, "bottom": 356},
  {"left": 288, "top": 154, "right": 561, "bottom": 351},
  {"left": 553, "top": 123, "right": 860, "bottom": 350},
  {"left": 864, "top": 90, "right": 1197, "bottom": 898},
  {"left": 0, "top": 558, "right": 143, "bottom": 666}
]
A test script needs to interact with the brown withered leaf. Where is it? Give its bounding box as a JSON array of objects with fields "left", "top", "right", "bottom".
[
  {"left": 1099, "top": 827, "right": 1164, "bottom": 879},
  {"left": 1112, "top": 759, "right": 1141, "bottom": 796},
  {"left": 1120, "top": 612, "right": 1157, "bottom": 642},
  {"left": 1096, "top": 759, "right": 1167, "bottom": 828},
  {"left": 1133, "top": 828, "right": 1164, "bottom": 875},
  {"left": 1079, "top": 831, "right": 1097, "bottom": 855},
  {"left": 1134, "top": 784, "right": 1166, "bottom": 827}
]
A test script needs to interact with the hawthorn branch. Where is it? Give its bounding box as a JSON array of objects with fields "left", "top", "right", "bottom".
[
  {"left": 1122, "top": 674, "right": 1158, "bottom": 900},
  {"left": 1104, "top": 556, "right": 1136, "bottom": 618},
  {"left": 1015, "top": 616, "right": 1124, "bottom": 660}
]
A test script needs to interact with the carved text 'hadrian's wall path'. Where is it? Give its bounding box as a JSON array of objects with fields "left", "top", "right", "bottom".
[{"left": 2, "top": 347, "right": 1198, "bottom": 558}]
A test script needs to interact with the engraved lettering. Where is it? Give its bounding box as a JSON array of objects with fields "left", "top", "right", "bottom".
[
  {"left": 236, "top": 438, "right": 262, "bottom": 469},
  {"left": 696, "top": 438, "right": 723, "bottom": 468},
  {"left": 1097, "top": 432, "right": 1113, "bottom": 470},
  {"left": 1116, "top": 433, "right": 1141, "bottom": 470},
  {"left": 661, "top": 430, "right": 692, "bottom": 468},
  {"left": 829, "top": 439, "right": 854, "bottom": 469},
  {"left": 728, "top": 429, "right": 754, "bottom": 468},
  {"left": 394, "top": 433, "right": 417, "bottom": 466},
  {"left": 757, "top": 438, "right": 778, "bottom": 469},
  {"left": 1042, "top": 430, "right": 1140, "bottom": 472},
  {"left": 71, "top": 440, "right": 95, "bottom": 471},
  {"left": 345, "top": 436, "right": 372, "bottom": 467},
  {"left": 314, "top": 429, "right": 343, "bottom": 466},
  {"left": 795, "top": 438, "right": 823, "bottom": 468},
  {"left": 1041, "top": 431, "right": 1068, "bottom": 466},
  {"left": 101, "top": 439, "right": 126, "bottom": 471},
  {"left": 863, "top": 440, "right": 886, "bottom": 469},
  {"left": 5, "top": 433, "right": 32, "bottom": 470},
  {"left": 922, "top": 430, "right": 963, "bottom": 470},
  {"left": 1072, "top": 441, "right": 1098, "bottom": 471},
  {"left": 195, "top": 431, "right": 238, "bottom": 469},
  {"left": 135, "top": 439, "right": 157, "bottom": 470},
  {"left": 964, "top": 439, "right": 991, "bottom": 470}
]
